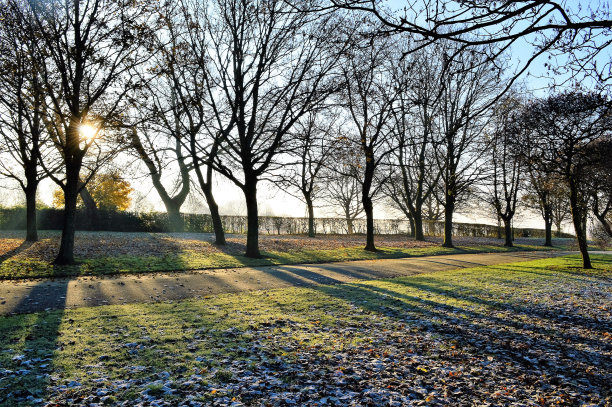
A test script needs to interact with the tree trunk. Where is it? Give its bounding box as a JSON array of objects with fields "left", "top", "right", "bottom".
[
  {"left": 568, "top": 182, "right": 591, "bottom": 269},
  {"left": 24, "top": 183, "right": 38, "bottom": 242},
  {"left": 244, "top": 182, "right": 261, "bottom": 258},
  {"left": 413, "top": 211, "right": 425, "bottom": 241},
  {"left": 346, "top": 216, "right": 354, "bottom": 235},
  {"left": 166, "top": 203, "right": 184, "bottom": 233},
  {"left": 363, "top": 194, "right": 376, "bottom": 252},
  {"left": 55, "top": 159, "right": 80, "bottom": 265},
  {"left": 595, "top": 213, "right": 612, "bottom": 238},
  {"left": 193, "top": 158, "right": 225, "bottom": 245},
  {"left": 202, "top": 187, "right": 225, "bottom": 245},
  {"left": 79, "top": 184, "right": 98, "bottom": 230},
  {"left": 544, "top": 210, "right": 553, "bottom": 247},
  {"left": 503, "top": 217, "right": 513, "bottom": 247},
  {"left": 305, "top": 194, "right": 315, "bottom": 238},
  {"left": 555, "top": 221, "right": 562, "bottom": 238},
  {"left": 497, "top": 215, "right": 502, "bottom": 239},
  {"left": 442, "top": 200, "right": 455, "bottom": 248},
  {"left": 407, "top": 214, "right": 415, "bottom": 238}
]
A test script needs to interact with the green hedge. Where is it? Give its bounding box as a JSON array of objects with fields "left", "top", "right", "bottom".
[{"left": 0, "top": 207, "right": 574, "bottom": 238}]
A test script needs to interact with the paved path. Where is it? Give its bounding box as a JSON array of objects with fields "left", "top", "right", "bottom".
[{"left": 0, "top": 251, "right": 577, "bottom": 315}]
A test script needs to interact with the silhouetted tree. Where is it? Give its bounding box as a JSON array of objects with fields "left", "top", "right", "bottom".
[
  {"left": 341, "top": 32, "right": 398, "bottom": 251},
  {"left": 0, "top": 1, "right": 49, "bottom": 241},
  {"left": 203, "top": 0, "right": 345, "bottom": 257},
  {"left": 26, "top": 0, "right": 154, "bottom": 264},
  {"left": 520, "top": 91, "right": 612, "bottom": 268}
]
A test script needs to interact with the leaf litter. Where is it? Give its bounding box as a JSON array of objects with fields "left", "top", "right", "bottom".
[{"left": 0, "top": 255, "right": 610, "bottom": 406}]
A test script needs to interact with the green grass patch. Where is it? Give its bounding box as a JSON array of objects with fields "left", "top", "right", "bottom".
[
  {"left": 0, "top": 243, "right": 560, "bottom": 280},
  {"left": 0, "top": 254, "right": 609, "bottom": 405}
]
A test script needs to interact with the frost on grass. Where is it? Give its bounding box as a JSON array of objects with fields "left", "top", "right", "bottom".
[{"left": 0, "top": 255, "right": 610, "bottom": 406}]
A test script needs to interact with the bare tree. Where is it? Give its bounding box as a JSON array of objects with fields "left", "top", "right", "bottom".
[
  {"left": 485, "top": 96, "right": 524, "bottom": 247},
  {"left": 129, "top": 128, "right": 191, "bottom": 233},
  {"left": 434, "top": 43, "right": 503, "bottom": 248},
  {"left": 24, "top": 0, "right": 153, "bottom": 264},
  {"left": 276, "top": 111, "right": 339, "bottom": 237},
  {"left": 0, "top": 1, "right": 49, "bottom": 241},
  {"left": 520, "top": 91, "right": 612, "bottom": 268},
  {"left": 341, "top": 33, "right": 398, "bottom": 251},
  {"left": 203, "top": 0, "right": 345, "bottom": 257},
  {"left": 586, "top": 137, "right": 612, "bottom": 237},
  {"left": 322, "top": 148, "right": 365, "bottom": 234},
  {"left": 329, "top": 1, "right": 612, "bottom": 90},
  {"left": 385, "top": 40, "right": 443, "bottom": 241}
]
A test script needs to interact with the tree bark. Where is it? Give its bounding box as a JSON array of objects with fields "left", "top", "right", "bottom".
[
  {"left": 544, "top": 209, "right": 553, "bottom": 247},
  {"left": 503, "top": 217, "right": 513, "bottom": 247},
  {"left": 55, "top": 157, "right": 81, "bottom": 265},
  {"left": 363, "top": 194, "right": 376, "bottom": 251},
  {"left": 442, "top": 199, "right": 454, "bottom": 248},
  {"left": 568, "top": 181, "right": 591, "bottom": 269},
  {"left": 194, "top": 159, "right": 226, "bottom": 245},
  {"left": 407, "top": 214, "right": 415, "bottom": 238},
  {"left": 413, "top": 211, "right": 425, "bottom": 241},
  {"left": 244, "top": 181, "right": 261, "bottom": 258},
  {"left": 24, "top": 183, "right": 38, "bottom": 242},
  {"left": 166, "top": 202, "right": 184, "bottom": 233},
  {"left": 202, "top": 185, "right": 225, "bottom": 245},
  {"left": 305, "top": 194, "right": 315, "bottom": 238}
]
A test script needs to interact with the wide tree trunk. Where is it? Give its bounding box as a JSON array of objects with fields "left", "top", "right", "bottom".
[
  {"left": 442, "top": 200, "right": 455, "bottom": 248},
  {"left": 503, "top": 218, "right": 513, "bottom": 247},
  {"left": 24, "top": 182, "right": 38, "bottom": 242},
  {"left": 55, "top": 159, "right": 81, "bottom": 265},
  {"left": 413, "top": 211, "right": 425, "bottom": 241},
  {"left": 166, "top": 202, "right": 184, "bottom": 233},
  {"left": 305, "top": 194, "right": 315, "bottom": 238},
  {"left": 244, "top": 182, "right": 261, "bottom": 258},
  {"left": 568, "top": 182, "right": 591, "bottom": 269}
]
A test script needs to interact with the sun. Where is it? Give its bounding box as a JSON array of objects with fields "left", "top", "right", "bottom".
[{"left": 79, "top": 123, "right": 98, "bottom": 141}]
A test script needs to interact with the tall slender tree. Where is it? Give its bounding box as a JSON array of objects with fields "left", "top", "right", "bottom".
[
  {"left": 0, "top": 1, "right": 49, "bottom": 241},
  {"left": 341, "top": 33, "right": 398, "bottom": 251},
  {"left": 434, "top": 43, "right": 502, "bottom": 248}
]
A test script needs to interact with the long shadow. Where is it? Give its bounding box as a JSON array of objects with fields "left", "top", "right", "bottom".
[
  {"left": 313, "top": 281, "right": 611, "bottom": 395},
  {"left": 350, "top": 281, "right": 611, "bottom": 350},
  {"left": 393, "top": 271, "right": 611, "bottom": 334},
  {"left": 0, "top": 241, "right": 34, "bottom": 265},
  {"left": 0, "top": 277, "right": 67, "bottom": 405}
]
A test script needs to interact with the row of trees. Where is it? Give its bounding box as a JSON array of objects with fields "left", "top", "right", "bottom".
[{"left": 0, "top": 0, "right": 610, "bottom": 268}]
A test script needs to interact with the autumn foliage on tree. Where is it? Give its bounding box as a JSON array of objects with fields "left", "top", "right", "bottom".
[{"left": 53, "top": 172, "right": 133, "bottom": 212}]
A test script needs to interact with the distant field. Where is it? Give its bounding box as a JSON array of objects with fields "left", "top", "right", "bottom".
[
  {"left": 0, "top": 254, "right": 610, "bottom": 405},
  {"left": 0, "top": 231, "right": 575, "bottom": 280}
]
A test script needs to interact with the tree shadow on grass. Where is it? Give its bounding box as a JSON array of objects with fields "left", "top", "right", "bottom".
[
  {"left": 0, "top": 279, "right": 67, "bottom": 405},
  {"left": 313, "top": 277, "right": 612, "bottom": 398},
  {"left": 0, "top": 241, "right": 34, "bottom": 265}
]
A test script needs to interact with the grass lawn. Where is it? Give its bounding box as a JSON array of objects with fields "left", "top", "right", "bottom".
[
  {"left": 0, "top": 231, "right": 572, "bottom": 279},
  {"left": 0, "top": 254, "right": 610, "bottom": 406}
]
